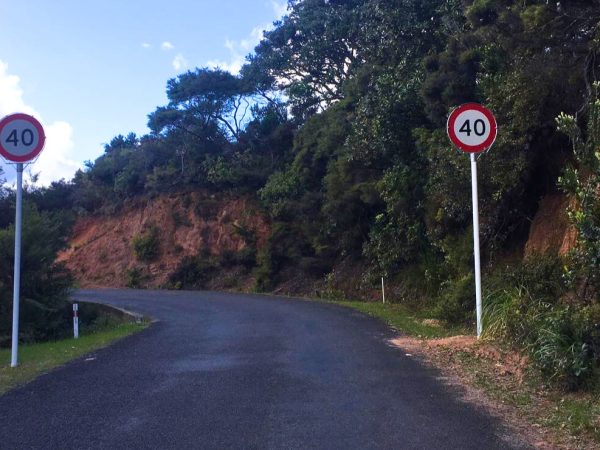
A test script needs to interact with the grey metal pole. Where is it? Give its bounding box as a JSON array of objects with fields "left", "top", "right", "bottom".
[
  {"left": 470, "top": 154, "right": 483, "bottom": 338},
  {"left": 11, "top": 163, "right": 23, "bottom": 367}
]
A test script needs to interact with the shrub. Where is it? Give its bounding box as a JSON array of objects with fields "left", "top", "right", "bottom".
[
  {"left": 126, "top": 267, "right": 143, "bottom": 288},
  {"left": 254, "top": 249, "right": 274, "bottom": 292},
  {"left": 482, "top": 256, "right": 600, "bottom": 390},
  {"left": 299, "top": 256, "right": 331, "bottom": 277},
  {"left": 132, "top": 226, "right": 160, "bottom": 262},
  {"left": 435, "top": 274, "right": 475, "bottom": 326},
  {"left": 168, "top": 255, "right": 217, "bottom": 289},
  {"left": 0, "top": 203, "right": 74, "bottom": 345},
  {"left": 236, "top": 247, "right": 257, "bottom": 268},
  {"left": 322, "top": 270, "right": 346, "bottom": 300},
  {"left": 529, "top": 307, "right": 596, "bottom": 390}
]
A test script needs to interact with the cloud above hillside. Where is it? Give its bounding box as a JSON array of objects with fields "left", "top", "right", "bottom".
[{"left": 0, "top": 60, "right": 81, "bottom": 185}]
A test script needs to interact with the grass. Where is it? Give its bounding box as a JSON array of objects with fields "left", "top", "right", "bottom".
[
  {"left": 335, "top": 300, "right": 462, "bottom": 338},
  {"left": 543, "top": 394, "right": 600, "bottom": 438},
  {"left": 0, "top": 321, "right": 148, "bottom": 395}
]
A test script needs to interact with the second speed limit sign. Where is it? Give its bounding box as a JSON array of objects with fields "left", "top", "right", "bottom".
[
  {"left": 447, "top": 103, "right": 497, "bottom": 153},
  {"left": 0, "top": 113, "right": 46, "bottom": 163}
]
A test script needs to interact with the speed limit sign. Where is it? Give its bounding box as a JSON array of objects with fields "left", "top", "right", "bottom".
[
  {"left": 447, "top": 103, "right": 497, "bottom": 153},
  {"left": 0, "top": 113, "right": 46, "bottom": 163},
  {"left": 446, "top": 103, "right": 497, "bottom": 339}
]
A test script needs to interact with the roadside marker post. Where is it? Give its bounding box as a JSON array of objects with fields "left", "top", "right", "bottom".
[
  {"left": 381, "top": 277, "right": 386, "bottom": 304},
  {"left": 0, "top": 113, "right": 46, "bottom": 366},
  {"left": 447, "top": 103, "right": 497, "bottom": 338},
  {"left": 73, "top": 304, "right": 79, "bottom": 339}
]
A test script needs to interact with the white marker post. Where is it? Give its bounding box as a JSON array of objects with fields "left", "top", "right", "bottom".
[
  {"left": 73, "top": 303, "right": 79, "bottom": 339},
  {"left": 381, "top": 277, "right": 386, "bottom": 304},
  {"left": 0, "top": 113, "right": 46, "bottom": 366},
  {"left": 447, "top": 104, "right": 497, "bottom": 338}
]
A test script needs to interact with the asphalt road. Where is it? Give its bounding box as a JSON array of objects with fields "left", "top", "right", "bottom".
[{"left": 0, "top": 289, "right": 527, "bottom": 449}]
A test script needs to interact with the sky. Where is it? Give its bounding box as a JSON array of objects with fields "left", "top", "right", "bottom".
[{"left": 0, "top": 0, "right": 288, "bottom": 185}]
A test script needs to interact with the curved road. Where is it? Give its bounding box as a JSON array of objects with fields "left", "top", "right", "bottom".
[{"left": 0, "top": 289, "right": 526, "bottom": 449}]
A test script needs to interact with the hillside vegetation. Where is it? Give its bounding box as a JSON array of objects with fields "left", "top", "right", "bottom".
[{"left": 4, "top": 0, "right": 600, "bottom": 390}]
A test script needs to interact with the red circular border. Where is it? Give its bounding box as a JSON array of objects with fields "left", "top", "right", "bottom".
[
  {"left": 447, "top": 103, "right": 497, "bottom": 153},
  {"left": 0, "top": 113, "right": 46, "bottom": 163}
]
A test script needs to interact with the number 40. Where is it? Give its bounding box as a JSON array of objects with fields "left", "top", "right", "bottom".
[
  {"left": 6, "top": 128, "right": 35, "bottom": 147},
  {"left": 459, "top": 119, "right": 486, "bottom": 137}
]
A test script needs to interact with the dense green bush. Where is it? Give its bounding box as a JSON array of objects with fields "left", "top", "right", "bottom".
[
  {"left": 218, "top": 247, "right": 256, "bottom": 269},
  {"left": 531, "top": 307, "right": 596, "bottom": 390},
  {"left": 435, "top": 274, "right": 475, "bottom": 326},
  {"left": 0, "top": 202, "right": 73, "bottom": 345},
  {"left": 126, "top": 267, "right": 144, "bottom": 288},
  {"left": 132, "top": 226, "right": 160, "bottom": 262},
  {"left": 168, "top": 254, "right": 218, "bottom": 289},
  {"left": 482, "top": 257, "right": 600, "bottom": 389}
]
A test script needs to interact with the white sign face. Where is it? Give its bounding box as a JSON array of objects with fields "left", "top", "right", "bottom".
[
  {"left": 0, "top": 113, "right": 45, "bottom": 163},
  {"left": 0, "top": 119, "right": 42, "bottom": 156},
  {"left": 447, "top": 103, "right": 497, "bottom": 153},
  {"left": 452, "top": 110, "right": 492, "bottom": 147}
]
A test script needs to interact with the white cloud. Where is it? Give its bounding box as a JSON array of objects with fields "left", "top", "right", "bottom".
[
  {"left": 35, "top": 121, "right": 80, "bottom": 185},
  {"left": 161, "top": 41, "right": 174, "bottom": 51},
  {"left": 207, "top": 1, "right": 286, "bottom": 76},
  {"left": 206, "top": 57, "right": 245, "bottom": 75},
  {"left": 0, "top": 62, "right": 34, "bottom": 116},
  {"left": 207, "top": 26, "right": 267, "bottom": 74},
  {"left": 271, "top": 1, "right": 288, "bottom": 18},
  {"left": 0, "top": 60, "right": 81, "bottom": 186},
  {"left": 141, "top": 42, "right": 151, "bottom": 49},
  {"left": 172, "top": 54, "right": 189, "bottom": 71}
]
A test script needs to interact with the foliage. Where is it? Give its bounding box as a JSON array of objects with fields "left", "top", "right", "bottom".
[
  {"left": 557, "top": 83, "right": 600, "bottom": 299},
  {"left": 482, "top": 257, "right": 600, "bottom": 389},
  {"left": 132, "top": 226, "right": 160, "bottom": 263},
  {"left": 435, "top": 274, "right": 475, "bottom": 326},
  {"left": 253, "top": 222, "right": 312, "bottom": 291},
  {"left": 125, "top": 267, "right": 144, "bottom": 288},
  {"left": 0, "top": 202, "right": 73, "bottom": 345},
  {"left": 247, "top": 0, "right": 364, "bottom": 119},
  {"left": 168, "top": 254, "right": 218, "bottom": 289}
]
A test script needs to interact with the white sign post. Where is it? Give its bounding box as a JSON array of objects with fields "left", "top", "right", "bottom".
[
  {"left": 73, "top": 303, "right": 79, "bottom": 339},
  {"left": 447, "top": 103, "right": 497, "bottom": 338},
  {"left": 0, "top": 113, "right": 46, "bottom": 367}
]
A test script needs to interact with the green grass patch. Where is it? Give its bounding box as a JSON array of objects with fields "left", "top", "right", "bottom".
[
  {"left": 543, "top": 394, "right": 600, "bottom": 440},
  {"left": 335, "top": 301, "right": 462, "bottom": 338},
  {"left": 0, "top": 322, "right": 148, "bottom": 395}
]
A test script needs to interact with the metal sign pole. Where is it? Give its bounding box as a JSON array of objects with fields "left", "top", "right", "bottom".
[
  {"left": 470, "top": 154, "right": 483, "bottom": 338},
  {"left": 0, "top": 114, "right": 45, "bottom": 367},
  {"left": 11, "top": 162, "right": 23, "bottom": 367},
  {"left": 448, "top": 103, "right": 496, "bottom": 338}
]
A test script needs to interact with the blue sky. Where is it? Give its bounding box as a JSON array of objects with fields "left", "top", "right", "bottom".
[{"left": 0, "top": 0, "right": 287, "bottom": 185}]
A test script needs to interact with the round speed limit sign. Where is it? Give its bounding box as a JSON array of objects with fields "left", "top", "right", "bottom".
[
  {"left": 447, "top": 103, "right": 497, "bottom": 153},
  {"left": 0, "top": 113, "right": 46, "bottom": 163}
]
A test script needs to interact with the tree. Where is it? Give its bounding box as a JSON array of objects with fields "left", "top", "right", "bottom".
[
  {"left": 0, "top": 202, "right": 73, "bottom": 344},
  {"left": 149, "top": 68, "right": 254, "bottom": 141},
  {"left": 246, "top": 0, "right": 365, "bottom": 119},
  {"left": 557, "top": 82, "right": 600, "bottom": 299}
]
